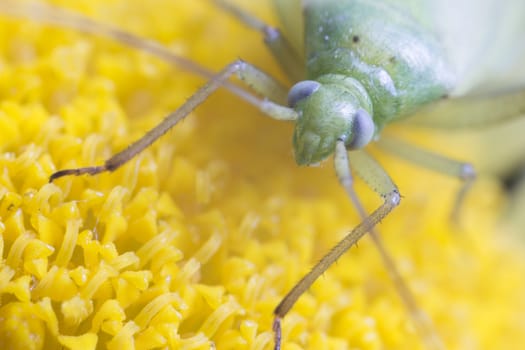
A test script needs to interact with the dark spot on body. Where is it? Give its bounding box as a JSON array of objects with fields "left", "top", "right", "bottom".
[
  {"left": 389, "top": 56, "right": 396, "bottom": 63},
  {"left": 441, "top": 93, "right": 449, "bottom": 99},
  {"left": 352, "top": 35, "right": 360, "bottom": 43}
]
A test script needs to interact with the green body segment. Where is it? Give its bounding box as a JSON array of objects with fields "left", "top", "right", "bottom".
[
  {"left": 304, "top": 0, "right": 454, "bottom": 127},
  {"left": 279, "top": 0, "right": 456, "bottom": 165}
]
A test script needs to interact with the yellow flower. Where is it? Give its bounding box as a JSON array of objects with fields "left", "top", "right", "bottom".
[{"left": 0, "top": 1, "right": 524, "bottom": 349}]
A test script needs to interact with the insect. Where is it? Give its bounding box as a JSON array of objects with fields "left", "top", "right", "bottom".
[{"left": 1, "top": 0, "right": 525, "bottom": 349}]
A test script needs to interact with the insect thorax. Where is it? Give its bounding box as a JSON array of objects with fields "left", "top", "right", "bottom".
[{"left": 303, "top": 0, "right": 455, "bottom": 130}]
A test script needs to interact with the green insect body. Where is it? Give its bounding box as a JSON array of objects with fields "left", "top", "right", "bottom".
[
  {"left": 290, "top": 0, "right": 454, "bottom": 165},
  {"left": 2, "top": 1, "right": 524, "bottom": 349}
]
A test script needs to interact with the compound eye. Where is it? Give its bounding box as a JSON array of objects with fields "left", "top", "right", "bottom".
[
  {"left": 288, "top": 80, "right": 321, "bottom": 108},
  {"left": 346, "top": 108, "right": 375, "bottom": 150}
]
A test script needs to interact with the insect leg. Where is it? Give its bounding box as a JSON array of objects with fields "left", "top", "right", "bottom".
[
  {"left": 335, "top": 144, "right": 445, "bottom": 350},
  {"left": 49, "top": 59, "right": 297, "bottom": 181},
  {"left": 0, "top": 1, "right": 272, "bottom": 109},
  {"left": 273, "top": 141, "right": 400, "bottom": 350},
  {"left": 404, "top": 88, "right": 525, "bottom": 129},
  {"left": 0, "top": 1, "right": 215, "bottom": 80},
  {"left": 2, "top": 4, "right": 298, "bottom": 179},
  {"left": 212, "top": 0, "right": 304, "bottom": 81},
  {"left": 377, "top": 136, "right": 476, "bottom": 221}
]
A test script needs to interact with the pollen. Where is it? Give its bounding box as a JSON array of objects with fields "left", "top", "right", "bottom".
[{"left": 0, "top": 1, "right": 524, "bottom": 350}]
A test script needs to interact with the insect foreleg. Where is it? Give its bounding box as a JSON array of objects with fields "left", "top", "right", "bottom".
[
  {"left": 0, "top": 1, "right": 277, "bottom": 110},
  {"left": 333, "top": 141, "right": 445, "bottom": 350},
  {"left": 234, "top": 60, "right": 289, "bottom": 105},
  {"left": 377, "top": 136, "right": 476, "bottom": 221},
  {"left": 49, "top": 59, "right": 297, "bottom": 181},
  {"left": 212, "top": 0, "right": 304, "bottom": 81},
  {"left": 273, "top": 142, "right": 400, "bottom": 350}
]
